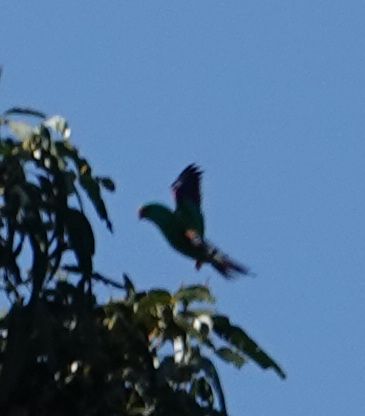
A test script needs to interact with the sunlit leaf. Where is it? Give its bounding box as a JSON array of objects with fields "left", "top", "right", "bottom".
[
  {"left": 43, "top": 115, "right": 71, "bottom": 139},
  {"left": 7, "top": 120, "right": 34, "bottom": 141},
  {"left": 192, "top": 314, "right": 213, "bottom": 337},
  {"left": 137, "top": 289, "right": 172, "bottom": 311},
  {"left": 174, "top": 285, "right": 215, "bottom": 304},
  {"left": 215, "top": 347, "right": 246, "bottom": 369}
]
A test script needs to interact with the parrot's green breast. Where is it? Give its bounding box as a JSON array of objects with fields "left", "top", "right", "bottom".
[{"left": 140, "top": 203, "right": 205, "bottom": 260}]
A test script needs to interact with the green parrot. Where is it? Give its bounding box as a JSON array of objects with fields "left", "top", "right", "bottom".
[{"left": 139, "top": 164, "right": 250, "bottom": 278}]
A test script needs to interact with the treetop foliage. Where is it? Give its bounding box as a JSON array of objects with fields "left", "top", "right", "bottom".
[{"left": 0, "top": 107, "right": 285, "bottom": 416}]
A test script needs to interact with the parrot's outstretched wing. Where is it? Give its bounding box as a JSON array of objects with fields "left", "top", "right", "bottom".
[
  {"left": 171, "top": 164, "right": 204, "bottom": 236},
  {"left": 172, "top": 164, "right": 203, "bottom": 210}
]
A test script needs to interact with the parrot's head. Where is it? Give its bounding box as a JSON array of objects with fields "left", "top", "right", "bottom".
[
  {"left": 138, "top": 203, "right": 174, "bottom": 229},
  {"left": 138, "top": 203, "right": 164, "bottom": 221}
]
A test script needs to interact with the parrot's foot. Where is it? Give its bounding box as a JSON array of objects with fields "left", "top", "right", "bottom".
[{"left": 195, "top": 260, "right": 203, "bottom": 270}]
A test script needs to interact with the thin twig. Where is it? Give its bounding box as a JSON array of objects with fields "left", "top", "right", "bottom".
[{"left": 92, "top": 272, "right": 125, "bottom": 290}]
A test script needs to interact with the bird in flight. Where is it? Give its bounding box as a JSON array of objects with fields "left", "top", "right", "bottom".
[{"left": 139, "top": 164, "right": 251, "bottom": 279}]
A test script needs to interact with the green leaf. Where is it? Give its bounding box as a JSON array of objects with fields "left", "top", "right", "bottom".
[
  {"left": 215, "top": 347, "right": 246, "bottom": 369},
  {"left": 174, "top": 285, "right": 215, "bottom": 305},
  {"left": 213, "top": 315, "right": 286, "bottom": 379},
  {"left": 137, "top": 289, "right": 172, "bottom": 311},
  {"left": 173, "top": 315, "right": 203, "bottom": 339}
]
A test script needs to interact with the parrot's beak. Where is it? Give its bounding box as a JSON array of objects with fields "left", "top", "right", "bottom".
[{"left": 138, "top": 207, "right": 145, "bottom": 219}]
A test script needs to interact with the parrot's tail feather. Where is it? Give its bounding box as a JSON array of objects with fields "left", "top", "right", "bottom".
[{"left": 210, "top": 252, "right": 251, "bottom": 279}]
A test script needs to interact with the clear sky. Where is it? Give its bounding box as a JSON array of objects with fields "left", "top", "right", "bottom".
[{"left": 1, "top": 1, "right": 365, "bottom": 415}]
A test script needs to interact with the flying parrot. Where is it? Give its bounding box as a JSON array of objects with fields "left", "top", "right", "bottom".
[{"left": 139, "top": 164, "right": 251, "bottom": 278}]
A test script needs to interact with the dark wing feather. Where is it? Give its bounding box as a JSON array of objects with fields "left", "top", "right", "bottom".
[{"left": 172, "top": 164, "right": 203, "bottom": 209}]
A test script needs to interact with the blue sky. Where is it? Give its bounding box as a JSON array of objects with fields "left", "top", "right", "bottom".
[{"left": 1, "top": 1, "right": 365, "bottom": 414}]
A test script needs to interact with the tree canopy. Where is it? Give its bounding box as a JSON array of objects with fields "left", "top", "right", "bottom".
[{"left": 0, "top": 107, "right": 285, "bottom": 416}]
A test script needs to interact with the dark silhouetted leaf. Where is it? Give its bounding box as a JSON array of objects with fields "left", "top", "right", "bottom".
[
  {"left": 96, "top": 176, "right": 116, "bottom": 192},
  {"left": 64, "top": 208, "right": 95, "bottom": 277},
  {"left": 123, "top": 273, "right": 135, "bottom": 299},
  {"left": 54, "top": 140, "right": 77, "bottom": 163},
  {"left": 53, "top": 141, "right": 113, "bottom": 231},
  {"left": 213, "top": 315, "right": 286, "bottom": 379},
  {"left": 159, "top": 356, "right": 194, "bottom": 384},
  {"left": 0, "top": 105, "right": 285, "bottom": 416},
  {"left": 4, "top": 107, "right": 46, "bottom": 119},
  {"left": 79, "top": 173, "right": 113, "bottom": 232},
  {"left": 0, "top": 139, "right": 16, "bottom": 157},
  {"left": 191, "top": 354, "right": 227, "bottom": 416},
  {"left": 191, "top": 377, "right": 214, "bottom": 407}
]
